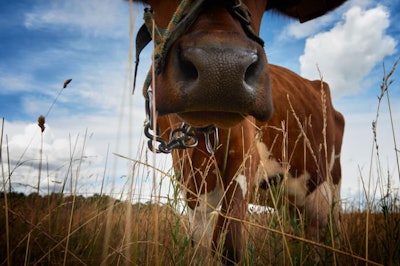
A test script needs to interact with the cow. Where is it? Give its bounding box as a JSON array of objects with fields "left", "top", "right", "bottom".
[{"left": 132, "top": 0, "right": 346, "bottom": 264}]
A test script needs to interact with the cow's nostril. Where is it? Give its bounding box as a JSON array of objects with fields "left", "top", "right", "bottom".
[
  {"left": 178, "top": 49, "right": 198, "bottom": 82},
  {"left": 182, "top": 60, "right": 198, "bottom": 82},
  {"left": 244, "top": 54, "right": 259, "bottom": 86}
]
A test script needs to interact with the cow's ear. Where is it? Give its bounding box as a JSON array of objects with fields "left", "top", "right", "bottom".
[{"left": 266, "top": 0, "right": 347, "bottom": 23}]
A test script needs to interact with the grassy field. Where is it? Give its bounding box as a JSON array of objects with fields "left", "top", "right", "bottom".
[
  {"left": 0, "top": 191, "right": 399, "bottom": 265},
  {"left": 1, "top": 60, "right": 399, "bottom": 265}
]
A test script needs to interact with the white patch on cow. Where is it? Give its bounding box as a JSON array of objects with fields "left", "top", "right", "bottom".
[
  {"left": 305, "top": 180, "right": 332, "bottom": 217},
  {"left": 329, "top": 146, "right": 336, "bottom": 173},
  {"left": 255, "top": 142, "right": 286, "bottom": 183},
  {"left": 187, "top": 185, "right": 223, "bottom": 250},
  {"left": 304, "top": 180, "right": 333, "bottom": 240},
  {"left": 256, "top": 141, "right": 309, "bottom": 207},
  {"left": 212, "top": 168, "right": 218, "bottom": 175},
  {"left": 286, "top": 172, "right": 309, "bottom": 207},
  {"left": 256, "top": 140, "right": 343, "bottom": 243},
  {"left": 255, "top": 142, "right": 284, "bottom": 191},
  {"left": 228, "top": 148, "right": 236, "bottom": 155},
  {"left": 333, "top": 179, "right": 342, "bottom": 236},
  {"left": 333, "top": 179, "right": 341, "bottom": 207},
  {"left": 235, "top": 174, "right": 247, "bottom": 199}
]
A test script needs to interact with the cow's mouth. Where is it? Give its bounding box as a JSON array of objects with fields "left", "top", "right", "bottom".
[{"left": 178, "top": 111, "right": 245, "bottom": 128}]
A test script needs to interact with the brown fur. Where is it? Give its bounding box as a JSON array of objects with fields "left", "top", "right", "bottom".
[{"left": 133, "top": 0, "right": 347, "bottom": 264}]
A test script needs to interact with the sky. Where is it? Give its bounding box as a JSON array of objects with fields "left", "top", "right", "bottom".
[{"left": 0, "top": 0, "right": 399, "bottom": 207}]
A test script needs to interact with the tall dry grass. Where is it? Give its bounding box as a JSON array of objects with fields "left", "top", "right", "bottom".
[
  {"left": 1, "top": 53, "right": 399, "bottom": 265},
  {"left": 1, "top": 190, "right": 398, "bottom": 265}
]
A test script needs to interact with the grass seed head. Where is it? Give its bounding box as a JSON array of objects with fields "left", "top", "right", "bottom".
[
  {"left": 63, "top": 78, "right": 72, "bottom": 89},
  {"left": 38, "top": 115, "right": 45, "bottom": 132}
]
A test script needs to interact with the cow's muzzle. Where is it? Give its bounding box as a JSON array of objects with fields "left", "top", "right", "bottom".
[{"left": 156, "top": 32, "right": 273, "bottom": 128}]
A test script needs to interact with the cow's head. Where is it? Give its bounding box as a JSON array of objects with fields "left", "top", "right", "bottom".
[{"left": 134, "top": 0, "right": 346, "bottom": 128}]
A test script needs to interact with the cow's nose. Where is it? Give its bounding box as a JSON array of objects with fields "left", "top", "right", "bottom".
[
  {"left": 178, "top": 45, "right": 260, "bottom": 89},
  {"left": 176, "top": 45, "right": 263, "bottom": 112},
  {"left": 156, "top": 33, "right": 273, "bottom": 125}
]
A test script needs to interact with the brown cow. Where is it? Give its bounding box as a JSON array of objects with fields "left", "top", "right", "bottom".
[{"left": 132, "top": 0, "right": 346, "bottom": 264}]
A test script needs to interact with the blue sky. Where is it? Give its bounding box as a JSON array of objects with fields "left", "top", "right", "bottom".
[{"left": 1, "top": 0, "right": 399, "bottom": 206}]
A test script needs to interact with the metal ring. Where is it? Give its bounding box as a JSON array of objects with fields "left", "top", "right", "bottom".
[{"left": 204, "top": 127, "right": 219, "bottom": 154}]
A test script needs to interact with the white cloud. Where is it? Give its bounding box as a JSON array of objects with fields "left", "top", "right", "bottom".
[
  {"left": 1, "top": 85, "right": 170, "bottom": 198},
  {"left": 24, "top": 0, "right": 135, "bottom": 37},
  {"left": 285, "top": 13, "right": 336, "bottom": 39},
  {"left": 299, "top": 5, "right": 397, "bottom": 97},
  {"left": 3, "top": 122, "right": 101, "bottom": 191},
  {"left": 281, "top": 0, "right": 375, "bottom": 40},
  {"left": 0, "top": 69, "right": 34, "bottom": 93}
]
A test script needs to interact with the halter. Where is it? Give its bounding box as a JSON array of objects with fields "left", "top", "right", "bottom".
[{"left": 133, "top": 0, "right": 264, "bottom": 154}]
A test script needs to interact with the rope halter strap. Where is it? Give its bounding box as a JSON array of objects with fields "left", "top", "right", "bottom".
[
  {"left": 133, "top": 0, "right": 264, "bottom": 96},
  {"left": 133, "top": 0, "right": 265, "bottom": 153},
  {"left": 133, "top": 0, "right": 206, "bottom": 95}
]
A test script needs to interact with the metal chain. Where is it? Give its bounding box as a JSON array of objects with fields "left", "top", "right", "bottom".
[
  {"left": 144, "top": 80, "right": 218, "bottom": 154},
  {"left": 197, "top": 126, "right": 220, "bottom": 154},
  {"left": 144, "top": 122, "right": 199, "bottom": 153},
  {"left": 144, "top": 82, "right": 200, "bottom": 154},
  {"left": 144, "top": 117, "right": 220, "bottom": 154},
  {"left": 137, "top": 0, "right": 257, "bottom": 155}
]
